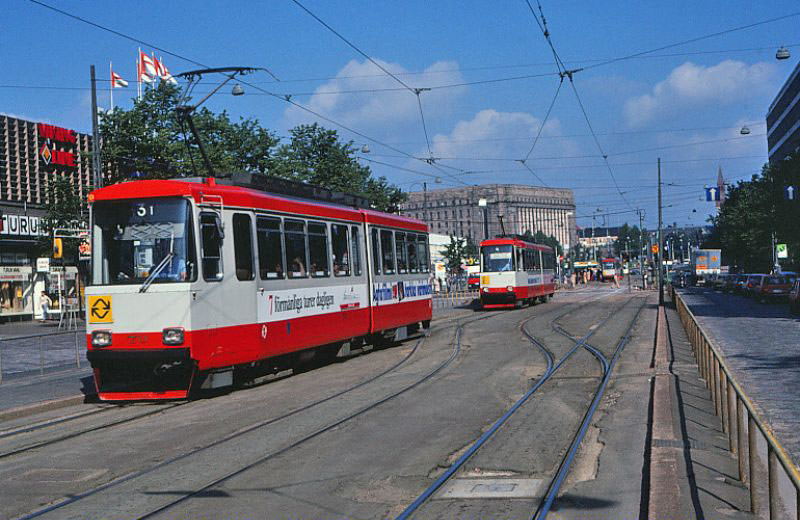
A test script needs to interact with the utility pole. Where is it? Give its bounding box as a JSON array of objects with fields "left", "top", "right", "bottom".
[
  {"left": 658, "top": 157, "right": 664, "bottom": 305},
  {"left": 638, "top": 209, "right": 645, "bottom": 290},
  {"left": 90, "top": 65, "right": 102, "bottom": 189},
  {"left": 626, "top": 239, "right": 631, "bottom": 292}
]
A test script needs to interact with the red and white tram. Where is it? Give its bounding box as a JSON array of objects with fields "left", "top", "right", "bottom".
[
  {"left": 600, "top": 257, "right": 622, "bottom": 282},
  {"left": 478, "top": 236, "right": 557, "bottom": 309},
  {"left": 85, "top": 175, "right": 432, "bottom": 400}
]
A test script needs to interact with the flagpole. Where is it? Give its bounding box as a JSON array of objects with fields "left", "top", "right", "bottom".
[
  {"left": 137, "top": 48, "right": 141, "bottom": 100},
  {"left": 109, "top": 61, "right": 114, "bottom": 111}
]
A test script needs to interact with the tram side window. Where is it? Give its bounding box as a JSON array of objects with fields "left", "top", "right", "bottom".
[
  {"left": 406, "top": 233, "right": 419, "bottom": 273},
  {"left": 418, "top": 235, "right": 430, "bottom": 272},
  {"left": 371, "top": 228, "right": 381, "bottom": 275},
  {"left": 308, "top": 222, "right": 330, "bottom": 277},
  {"left": 200, "top": 213, "right": 223, "bottom": 281},
  {"left": 285, "top": 220, "right": 308, "bottom": 278},
  {"left": 331, "top": 224, "right": 350, "bottom": 276},
  {"left": 257, "top": 217, "right": 284, "bottom": 279},
  {"left": 395, "top": 232, "right": 408, "bottom": 274},
  {"left": 232, "top": 214, "right": 254, "bottom": 281},
  {"left": 516, "top": 248, "right": 524, "bottom": 271},
  {"left": 351, "top": 226, "right": 363, "bottom": 276},
  {"left": 380, "top": 229, "right": 396, "bottom": 275}
]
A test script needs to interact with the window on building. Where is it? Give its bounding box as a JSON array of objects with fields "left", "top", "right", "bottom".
[
  {"left": 308, "top": 222, "right": 329, "bottom": 277},
  {"left": 285, "top": 219, "right": 308, "bottom": 278},
  {"left": 232, "top": 213, "right": 254, "bottom": 281},
  {"left": 257, "top": 216, "right": 284, "bottom": 279},
  {"left": 381, "top": 229, "right": 395, "bottom": 274},
  {"left": 331, "top": 224, "right": 350, "bottom": 276},
  {"left": 351, "top": 226, "right": 362, "bottom": 276}
]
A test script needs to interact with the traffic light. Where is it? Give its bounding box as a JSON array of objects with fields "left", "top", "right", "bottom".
[{"left": 53, "top": 238, "right": 63, "bottom": 259}]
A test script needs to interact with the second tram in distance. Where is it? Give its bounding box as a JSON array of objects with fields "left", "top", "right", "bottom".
[
  {"left": 601, "top": 257, "right": 622, "bottom": 282},
  {"left": 478, "top": 236, "right": 557, "bottom": 309}
]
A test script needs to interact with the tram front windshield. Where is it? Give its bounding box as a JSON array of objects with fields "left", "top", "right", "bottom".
[
  {"left": 481, "top": 245, "right": 514, "bottom": 272},
  {"left": 92, "top": 197, "right": 196, "bottom": 285}
]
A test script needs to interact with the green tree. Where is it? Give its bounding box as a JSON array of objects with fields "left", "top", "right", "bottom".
[
  {"left": 522, "top": 230, "right": 563, "bottom": 257},
  {"left": 99, "top": 85, "right": 404, "bottom": 211},
  {"left": 442, "top": 235, "right": 469, "bottom": 274},
  {"left": 38, "top": 176, "right": 84, "bottom": 261},
  {"left": 710, "top": 153, "right": 800, "bottom": 272},
  {"left": 270, "top": 124, "right": 406, "bottom": 212}
]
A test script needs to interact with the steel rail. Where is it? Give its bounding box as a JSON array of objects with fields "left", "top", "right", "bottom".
[
  {"left": 674, "top": 289, "right": 800, "bottom": 519},
  {"left": 393, "top": 288, "right": 627, "bottom": 519},
  {"left": 533, "top": 299, "right": 646, "bottom": 519},
  {"left": 133, "top": 311, "right": 502, "bottom": 520},
  {"left": 14, "top": 312, "right": 496, "bottom": 520}
]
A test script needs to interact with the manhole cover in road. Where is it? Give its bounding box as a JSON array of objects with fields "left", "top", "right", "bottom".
[
  {"left": 435, "top": 478, "right": 545, "bottom": 499},
  {"left": 12, "top": 468, "right": 107, "bottom": 482}
]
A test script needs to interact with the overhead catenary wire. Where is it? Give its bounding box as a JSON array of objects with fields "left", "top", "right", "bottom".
[{"left": 26, "top": 0, "right": 471, "bottom": 187}]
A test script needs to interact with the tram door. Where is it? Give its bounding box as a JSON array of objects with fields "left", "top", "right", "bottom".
[{"left": 227, "top": 213, "right": 258, "bottom": 354}]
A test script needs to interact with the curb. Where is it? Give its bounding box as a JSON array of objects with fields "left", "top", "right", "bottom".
[{"left": 0, "top": 394, "right": 94, "bottom": 422}]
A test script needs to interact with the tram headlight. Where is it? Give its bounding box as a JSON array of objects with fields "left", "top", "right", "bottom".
[
  {"left": 91, "top": 330, "right": 112, "bottom": 347},
  {"left": 482, "top": 287, "right": 489, "bottom": 293},
  {"left": 162, "top": 328, "right": 185, "bottom": 346},
  {"left": 506, "top": 286, "right": 514, "bottom": 292}
]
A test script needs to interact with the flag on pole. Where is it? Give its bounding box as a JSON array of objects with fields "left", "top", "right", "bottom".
[
  {"left": 111, "top": 70, "right": 128, "bottom": 88},
  {"left": 152, "top": 54, "right": 178, "bottom": 85},
  {"left": 139, "top": 50, "right": 156, "bottom": 83}
]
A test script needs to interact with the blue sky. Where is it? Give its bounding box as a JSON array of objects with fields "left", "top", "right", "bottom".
[{"left": 3, "top": 0, "right": 799, "bottom": 229}]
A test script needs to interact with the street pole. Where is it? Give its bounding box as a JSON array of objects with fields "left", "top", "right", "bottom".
[
  {"left": 423, "top": 182, "right": 428, "bottom": 223},
  {"left": 626, "top": 239, "right": 631, "bottom": 292},
  {"left": 658, "top": 157, "right": 664, "bottom": 305},
  {"left": 638, "top": 210, "right": 645, "bottom": 290},
  {"left": 90, "top": 65, "right": 102, "bottom": 189}
]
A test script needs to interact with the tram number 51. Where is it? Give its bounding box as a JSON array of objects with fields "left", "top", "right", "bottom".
[{"left": 136, "top": 205, "right": 154, "bottom": 217}]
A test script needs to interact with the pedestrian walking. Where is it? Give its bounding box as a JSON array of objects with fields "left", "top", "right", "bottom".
[{"left": 39, "top": 291, "right": 51, "bottom": 322}]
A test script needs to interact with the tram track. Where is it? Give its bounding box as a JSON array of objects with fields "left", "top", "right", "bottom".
[
  {"left": 393, "top": 291, "right": 641, "bottom": 519},
  {"left": 11, "top": 309, "right": 505, "bottom": 520},
  {"left": 0, "top": 306, "right": 479, "bottom": 461}
]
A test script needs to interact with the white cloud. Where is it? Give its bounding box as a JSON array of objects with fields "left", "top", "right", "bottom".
[
  {"left": 624, "top": 60, "right": 777, "bottom": 126},
  {"left": 281, "top": 58, "right": 467, "bottom": 133}
]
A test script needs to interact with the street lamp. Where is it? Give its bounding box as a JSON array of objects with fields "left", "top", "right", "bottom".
[
  {"left": 777, "top": 46, "right": 791, "bottom": 60},
  {"left": 478, "top": 198, "right": 489, "bottom": 241}
]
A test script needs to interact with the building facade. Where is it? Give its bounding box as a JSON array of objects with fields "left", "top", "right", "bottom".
[
  {"left": 0, "top": 114, "right": 94, "bottom": 320},
  {"left": 767, "top": 61, "right": 800, "bottom": 163},
  {"left": 400, "top": 184, "right": 576, "bottom": 251}
]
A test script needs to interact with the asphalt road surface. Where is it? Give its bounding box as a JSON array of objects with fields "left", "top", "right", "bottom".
[{"left": 0, "top": 286, "right": 740, "bottom": 520}]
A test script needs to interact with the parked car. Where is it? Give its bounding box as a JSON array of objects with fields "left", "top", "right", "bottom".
[
  {"left": 733, "top": 274, "right": 750, "bottom": 294},
  {"left": 789, "top": 279, "right": 800, "bottom": 314},
  {"left": 756, "top": 275, "right": 793, "bottom": 302},
  {"left": 712, "top": 273, "right": 728, "bottom": 290},
  {"left": 744, "top": 274, "right": 767, "bottom": 298},
  {"left": 722, "top": 274, "right": 740, "bottom": 293}
]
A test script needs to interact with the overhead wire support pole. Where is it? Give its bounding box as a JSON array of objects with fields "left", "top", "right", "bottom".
[{"left": 658, "top": 158, "right": 664, "bottom": 305}]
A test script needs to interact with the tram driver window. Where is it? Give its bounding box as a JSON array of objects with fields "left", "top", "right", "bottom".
[
  {"left": 380, "top": 229, "right": 395, "bottom": 275},
  {"left": 232, "top": 214, "right": 254, "bottom": 281},
  {"left": 257, "top": 217, "right": 284, "bottom": 279},
  {"left": 285, "top": 220, "right": 308, "bottom": 278},
  {"left": 406, "top": 234, "right": 419, "bottom": 273},
  {"left": 308, "top": 222, "right": 330, "bottom": 277},
  {"left": 200, "top": 213, "right": 224, "bottom": 281},
  {"left": 331, "top": 224, "right": 350, "bottom": 276}
]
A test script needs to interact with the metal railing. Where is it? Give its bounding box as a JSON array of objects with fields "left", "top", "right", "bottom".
[
  {"left": 674, "top": 289, "right": 800, "bottom": 518},
  {"left": 432, "top": 290, "right": 478, "bottom": 312},
  {"left": 0, "top": 329, "right": 86, "bottom": 385}
]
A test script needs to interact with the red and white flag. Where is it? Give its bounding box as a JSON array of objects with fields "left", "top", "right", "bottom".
[
  {"left": 111, "top": 70, "right": 128, "bottom": 88},
  {"left": 139, "top": 50, "right": 156, "bottom": 82},
  {"left": 152, "top": 54, "right": 178, "bottom": 85}
]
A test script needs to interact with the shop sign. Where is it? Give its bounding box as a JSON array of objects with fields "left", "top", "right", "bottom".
[
  {"left": 0, "top": 266, "right": 32, "bottom": 282},
  {"left": 0, "top": 214, "right": 42, "bottom": 237},
  {"left": 36, "top": 257, "right": 50, "bottom": 272},
  {"left": 38, "top": 123, "right": 77, "bottom": 169}
]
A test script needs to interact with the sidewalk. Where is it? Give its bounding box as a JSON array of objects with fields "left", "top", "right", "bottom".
[{"left": 0, "top": 318, "right": 85, "bottom": 340}]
